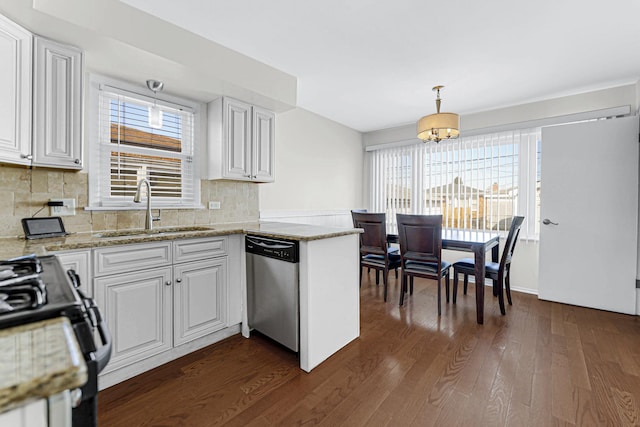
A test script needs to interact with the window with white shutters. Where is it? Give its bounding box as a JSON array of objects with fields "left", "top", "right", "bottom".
[{"left": 88, "top": 77, "right": 200, "bottom": 209}]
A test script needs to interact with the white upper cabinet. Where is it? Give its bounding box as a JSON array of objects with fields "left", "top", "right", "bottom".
[
  {"left": 33, "top": 37, "right": 83, "bottom": 169},
  {"left": 224, "top": 97, "right": 252, "bottom": 179},
  {"left": 252, "top": 105, "right": 275, "bottom": 182},
  {"left": 0, "top": 13, "right": 83, "bottom": 170},
  {"left": 0, "top": 14, "right": 32, "bottom": 166},
  {"left": 206, "top": 97, "right": 275, "bottom": 182}
]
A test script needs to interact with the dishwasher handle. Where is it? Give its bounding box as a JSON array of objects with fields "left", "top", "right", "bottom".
[
  {"left": 246, "top": 235, "right": 299, "bottom": 263},
  {"left": 247, "top": 237, "right": 292, "bottom": 250}
]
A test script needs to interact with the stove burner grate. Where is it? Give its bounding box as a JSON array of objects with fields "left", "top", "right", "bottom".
[{"left": 0, "top": 256, "right": 47, "bottom": 313}]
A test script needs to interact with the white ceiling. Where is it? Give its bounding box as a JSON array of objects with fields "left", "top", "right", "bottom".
[{"left": 121, "top": 0, "right": 640, "bottom": 133}]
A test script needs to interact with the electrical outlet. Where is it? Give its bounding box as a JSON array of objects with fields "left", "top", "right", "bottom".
[
  {"left": 208, "top": 201, "right": 221, "bottom": 210},
  {"left": 50, "top": 198, "right": 76, "bottom": 216}
]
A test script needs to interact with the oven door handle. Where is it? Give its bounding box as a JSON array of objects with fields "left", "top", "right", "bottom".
[{"left": 85, "top": 298, "right": 112, "bottom": 373}]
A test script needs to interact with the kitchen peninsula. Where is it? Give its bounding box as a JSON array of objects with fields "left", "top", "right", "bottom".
[
  {"left": 243, "top": 222, "right": 361, "bottom": 372},
  {"left": 0, "top": 221, "right": 361, "bottom": 377}
]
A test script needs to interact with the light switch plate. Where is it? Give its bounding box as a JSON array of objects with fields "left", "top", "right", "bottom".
[{"left": 50, "top": 198, "right": 76, "bottom": 216}]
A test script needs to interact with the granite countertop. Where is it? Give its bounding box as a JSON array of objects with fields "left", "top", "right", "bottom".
[
  {"left": 0, "top": 317, "right": 87, "bottom": 414},
  {"left": 242, "top": 222, "right": 362, "bottom": 241},
  {"left": 0, "top": 221, "right": 362, "bottom": 259},
  {"left": 0, "top": 222, "right": 360, "bottom": 413}
]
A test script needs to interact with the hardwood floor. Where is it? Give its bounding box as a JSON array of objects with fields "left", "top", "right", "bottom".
[{"left": 98, "top": 273, "right": 640, "bottom": 426}]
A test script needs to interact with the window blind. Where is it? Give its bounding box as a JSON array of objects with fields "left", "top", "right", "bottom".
[
  {"left": 370, "top": 128, "right": 540, "bottom": 239},
  {"left": 94, "top": 87, "right": 197, "bottom": 207}
]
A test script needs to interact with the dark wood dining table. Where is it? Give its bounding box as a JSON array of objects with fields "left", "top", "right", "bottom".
[{"left": 388, "top": 229, "right": 500, "bottom": 324}]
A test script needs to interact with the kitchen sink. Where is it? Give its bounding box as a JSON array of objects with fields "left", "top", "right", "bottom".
[{"left": 94, "top": 226, "right": 215, "bottom": 238}]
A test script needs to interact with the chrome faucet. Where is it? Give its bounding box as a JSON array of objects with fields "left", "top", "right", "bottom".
[{"left": 133, "top": 179, "right": 160, "bottom": 230}]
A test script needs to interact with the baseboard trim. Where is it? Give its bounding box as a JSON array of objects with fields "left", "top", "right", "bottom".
[
  {"left": 465, "top": 277, "right": 538, "bottom": 296},
  {"left": 99, "top": 324, "right": 241, "bottom": 390},
  {"left": 464, "top": 279, "right": 640, "bottom": 315},
  {"left": 509, "top": 285, "right": 538, "bottom": 296}
]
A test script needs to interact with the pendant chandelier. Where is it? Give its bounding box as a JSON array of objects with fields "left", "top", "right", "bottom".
[
  {"left": 146, "top": 79, "right": 164, "bottom": 129},
  {"left": 417, "top": 85, "right": 460, "bottom": 142}
]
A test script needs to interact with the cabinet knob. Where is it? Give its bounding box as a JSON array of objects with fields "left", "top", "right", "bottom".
[
  {"left": 176, "top": 278, "right": 182, "bottom": 283},
  {"left": 74, "top": 158, "right": 81, "bottom": 164},
  {"left": 20, "top": 154, "right": 33, "bottom": 160},
  {"left": 165, "top": 281, "right": 172, "bottom": 286}
]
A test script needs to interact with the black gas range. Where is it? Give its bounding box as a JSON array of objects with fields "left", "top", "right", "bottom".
[{"left": 0, "top": 254, "right": 111, "bottom": 427}]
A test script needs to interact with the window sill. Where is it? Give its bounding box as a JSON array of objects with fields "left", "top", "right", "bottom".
[{"left": 84, "top": 205, "right": 206, "bottom": 212}]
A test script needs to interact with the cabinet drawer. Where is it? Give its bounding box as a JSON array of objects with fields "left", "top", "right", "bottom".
[
  {"left": 94, "top": 242, "right": 172, "bottom": 276},
  {"left": 174, "top": 237, "right": 227, "bottom": 263}
]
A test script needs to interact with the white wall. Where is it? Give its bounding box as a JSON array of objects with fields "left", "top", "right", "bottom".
[
  {"left": 259, "top": 108, "right": 364, "bottom": 212},
  {"left": 362, "top": 83, "right": 640, "bottom": 294}
]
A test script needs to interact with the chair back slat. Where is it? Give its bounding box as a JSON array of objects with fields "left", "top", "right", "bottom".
[
  {"left": 352, "top": 212, "right": 387, "bottom": 255},
  {"left": 396, "top": 214, "right": 443, "bottom": 269},
  {"left": 350, "top": 209, "right": 367, "bottom": 227},
  {"left": 402, "top": 225, "right": 439, "bottom": 256}
]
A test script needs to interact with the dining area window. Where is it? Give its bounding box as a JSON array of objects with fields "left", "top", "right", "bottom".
[{"left": 369, "top": 128, "right": 540, "bottom": 239}]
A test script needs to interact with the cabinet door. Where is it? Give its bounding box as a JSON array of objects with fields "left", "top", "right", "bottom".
[
  {"left": 33, "top": 37, "right": 83, "bottom": 169},
  {"left": 0, "top": 399, "right": 47, "bottom": 427},
  {"left": 94, "top": 267, "right": 173, "bottom": 373},
  {"left": 222, "top": 98, "right": 252, "bottom": 180},
  {"left": 252, "top": 106, "right": 275, "bottom": 182},
  {"left": 0, "top": 15, "right": 31, "bottom": 165},
  {"left": 173, "top": 258, "right": 227, "bottom": 346}
]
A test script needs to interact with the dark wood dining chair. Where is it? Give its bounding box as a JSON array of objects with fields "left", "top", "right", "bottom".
[
  {"left": 396, "top": 214, "right": 450, "bottom": 314},
  {"left": 350, "top": 209, "right": 368, "bottom": 223},
  {"left": 351, "top": 211, "right": 401, "bottom": 302},
  {"left": 452, "top": 216, "right": 525, "bottom": 315}
]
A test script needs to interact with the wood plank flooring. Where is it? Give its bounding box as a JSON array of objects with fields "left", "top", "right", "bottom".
[{"left": 98, "top": 274, "right": 640, "bottom": 426}]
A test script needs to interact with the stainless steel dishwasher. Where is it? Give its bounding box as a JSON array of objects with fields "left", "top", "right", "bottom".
[{"left": 246, "top": 235, "right": 299, "bottom": 352}]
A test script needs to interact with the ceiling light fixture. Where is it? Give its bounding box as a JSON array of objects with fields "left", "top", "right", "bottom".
[
  {"left": 417, "top": 85, "right": 460, "bottom": 143},
  {"left": 146, "top": 79, "right": 164, "bottom": 129}
]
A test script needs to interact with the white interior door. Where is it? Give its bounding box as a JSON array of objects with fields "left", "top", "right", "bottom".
[{"left": 538, "top": 116, "right": 639, "bottom": 314}]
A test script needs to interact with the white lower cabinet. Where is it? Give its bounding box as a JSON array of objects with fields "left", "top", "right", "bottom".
[
  {"left": 0, "top": 400, "right": 46, "bottom": 427},
  {"left": 93, "top": 238, "right": 228, "bottom": 376},
  {"left": 0, "top": 391, "right": 71, "bottom": 427},
  {"left": 95, "top": 266, "right": 173, "bottom": 373},
  {"left": 55, "top": 249, "right": 92, "bottom": 296},
  {"left": 173, "top": 257, "right": 227, "bottom": 346}
]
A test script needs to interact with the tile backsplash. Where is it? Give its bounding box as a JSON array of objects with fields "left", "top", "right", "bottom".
[{"left": 0, "top": 164, "right": 259, "bottom": 238}]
